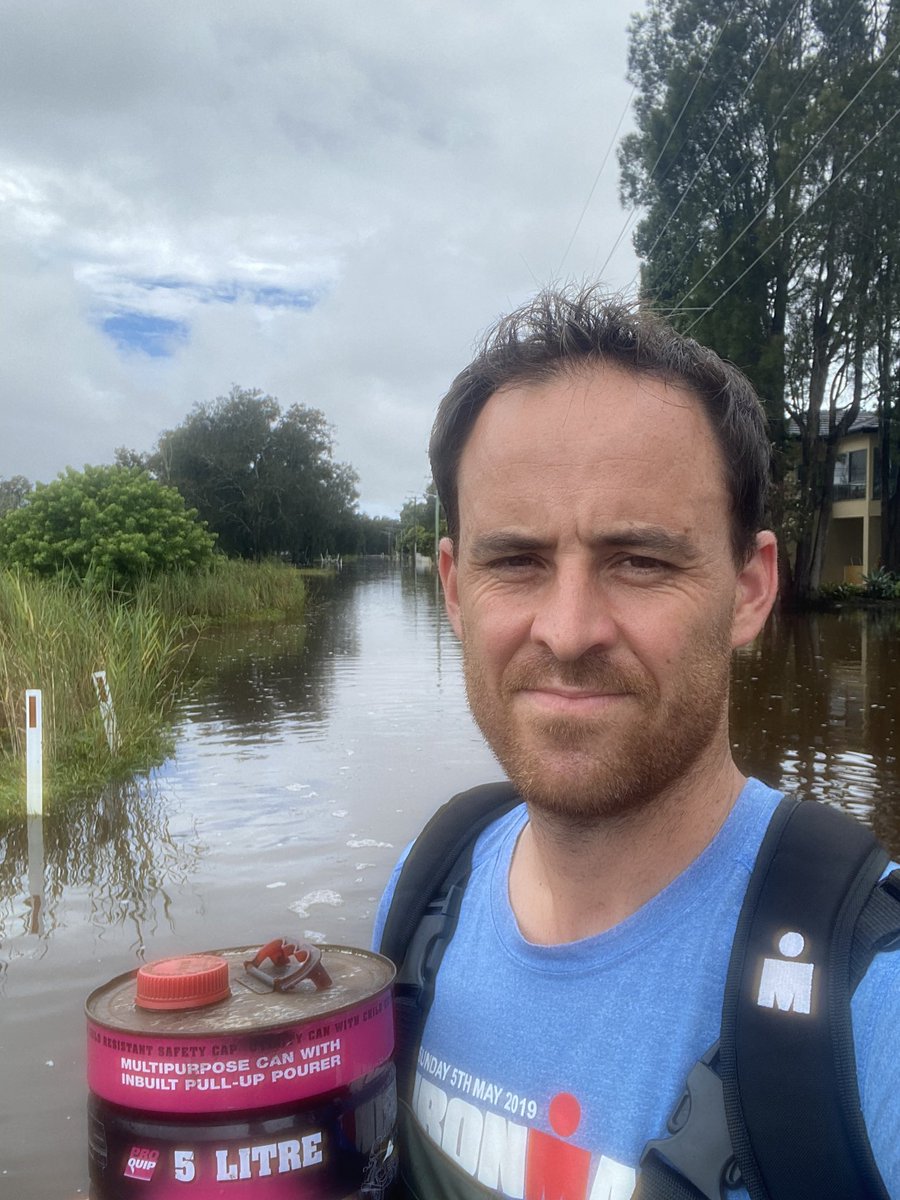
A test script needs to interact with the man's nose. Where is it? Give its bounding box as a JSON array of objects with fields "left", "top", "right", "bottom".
[{"left": 529, "top": 567, "right": 617, "bottom": 662}]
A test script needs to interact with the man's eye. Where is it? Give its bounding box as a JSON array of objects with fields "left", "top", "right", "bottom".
[
  {"left": 623, "top": 555, "right": 666, "bottom": 572},
  {"left": 492, "top": 555, "right": 539, "bottom": 570}
]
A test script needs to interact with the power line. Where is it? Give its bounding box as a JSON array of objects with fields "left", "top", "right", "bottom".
[
  {"left": 649, "top": 37, "right": 830, "bottom": 301},
  {"left": 594, "top": 0, "right": 745, "bottom": 284},
  {"left": 681, "top": 102, "right": 900, "bottom": 336},
  {"left": 671, "top": 33, "right": 900, "bottom": 317},
  {"left": 626, "top": 0, "right": 807, "bottom": 294},
  {"left": 555, "top": 87, "right": 636, "bottom": 278}
]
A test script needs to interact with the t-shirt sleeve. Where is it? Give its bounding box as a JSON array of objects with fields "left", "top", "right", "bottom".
[
  {"left": 370, "top": 842, "right": 413, "bottom": 952},
  {"left": 854, "top": 946, "right": 900, "bottom": 1198}
]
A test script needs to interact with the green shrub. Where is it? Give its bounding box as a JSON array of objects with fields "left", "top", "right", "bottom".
[
  {"left": 863, "top": 567, "right": 900, "bottom": 599},
  {"left": 815, "top": 581, "right": 862, "bottom": 603},
  {"left": 0, "top": 465, "right": 216, "bottom": 586}
]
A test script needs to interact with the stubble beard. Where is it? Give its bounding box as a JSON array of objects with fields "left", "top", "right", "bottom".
[{"left": 461, "top": 630, "right": 734, "bottom": 827}]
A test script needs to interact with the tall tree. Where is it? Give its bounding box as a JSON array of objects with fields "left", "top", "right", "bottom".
[
  {"left": 399, "top": 485, "right": 444, "bottom": 559},
  {"left": 154, "top": 386, "right": 360, "bottom": 562},
  {"left": 619, "top": 0, "right": 900, "bottom": 599},
  {"left": 868, "top": 0, "right": 900, "bottom": 570},
  {"left": 0, "top": 475, "right": 32, "bottom": 515},
  {"left": 352, "top": 513, "right": 401, "bottom": 557}
]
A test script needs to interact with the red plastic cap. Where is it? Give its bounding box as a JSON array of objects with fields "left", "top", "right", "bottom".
[{"left": 135, "top": 954, "right": 231, "bottom": 1011}]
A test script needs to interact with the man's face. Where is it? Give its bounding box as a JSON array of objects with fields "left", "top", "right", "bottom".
[{"left": 439, "top": 365, "right": 776, "bottom": 820}]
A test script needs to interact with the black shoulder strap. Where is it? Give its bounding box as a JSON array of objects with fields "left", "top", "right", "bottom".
[
  {"left": 720, "top": 797, "right": 893, "bottom": 1200},
  {"left": 640, "top": 799, "right": 900, "bottom": 1200},
  {"left": 378, "top": 781, "right": 522, "bottom": 1098}
]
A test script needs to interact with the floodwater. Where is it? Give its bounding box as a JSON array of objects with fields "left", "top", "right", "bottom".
[{"left": 0, "top": 560, "right": 898, "bottom": 1198}]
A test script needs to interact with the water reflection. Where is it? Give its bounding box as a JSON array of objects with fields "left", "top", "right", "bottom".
[
  {"left": 0, "top": 776, "right": 202, "bottom": 952},
  {"left": 179, "top": 565, "right": 448, "bottom": 742},
  {"left": 731, "top": 608, "right": 900, "bottom": 853},
  {"left": 184, "top": 618, "right": 319, "bottom": 734}
]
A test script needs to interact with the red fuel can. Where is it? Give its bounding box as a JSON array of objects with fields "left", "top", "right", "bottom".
[{"left": 85, "top": 939, "right": 397, "bottom": 1198}]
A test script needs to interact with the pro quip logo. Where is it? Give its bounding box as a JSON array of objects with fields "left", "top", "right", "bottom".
[{"left": 124, "top": 1147, "right": 159, "bottom": 1181}]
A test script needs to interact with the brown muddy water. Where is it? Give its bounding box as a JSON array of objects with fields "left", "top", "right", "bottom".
[{"left": 0, "top": 560, "right": 898, "bottom": 1198}]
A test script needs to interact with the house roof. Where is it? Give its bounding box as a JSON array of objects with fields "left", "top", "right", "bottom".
[{"left": 787, "top": 410, "right": 880, "bottom": 437}]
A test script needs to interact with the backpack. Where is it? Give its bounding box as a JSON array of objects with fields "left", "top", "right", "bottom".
[{"left": 378, "top": 783, "right": 900, "bottom": 1200}]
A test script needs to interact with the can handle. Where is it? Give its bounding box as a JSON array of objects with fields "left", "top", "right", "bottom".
[{"left": 244, "top": 938, "right": 333, "bottom": 992}]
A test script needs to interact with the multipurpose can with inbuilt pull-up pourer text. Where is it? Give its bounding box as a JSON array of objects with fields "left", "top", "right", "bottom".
[{"left": 85, "top": 937, "right": 397, "bottom": 1198}]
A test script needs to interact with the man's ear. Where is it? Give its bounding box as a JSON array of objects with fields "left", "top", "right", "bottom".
[
  {"left": 438, "top": 536, "right": 463, "bottom": 639},
  {"left": 732, "top": 530, "right": 779, "bottom": 648}
]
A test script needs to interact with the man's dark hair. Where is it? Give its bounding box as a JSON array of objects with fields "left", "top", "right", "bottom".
[{"left": 429, "top": 285, "right": 771, "bottom": 564}]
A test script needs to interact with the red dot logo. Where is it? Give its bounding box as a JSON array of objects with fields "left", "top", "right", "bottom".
[{"left": 548, "top": 1092, "right": 581, "bottom": 1138}]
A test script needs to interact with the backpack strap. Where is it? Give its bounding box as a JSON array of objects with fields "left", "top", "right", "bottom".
[
  {"left": 637, "top": 1042, "right": 738, "bottom": 1200},
  {"left": 850, "top": 867, "right": 900, "bottom": 984},
  {"left": 640, "top": 799, "right": 900, "bottom": 1200},
  {"left": 378, "top": 781, "right": 522, "bottom": 1099},
  {"left": 720, "top": 796, "right": 893, "bottom": 1200}
]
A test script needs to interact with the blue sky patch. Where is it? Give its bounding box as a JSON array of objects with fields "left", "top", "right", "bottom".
[
  {"left": 135, "top": 277, "right": 319, "bottom": 310},
  {"left": 102, "top": 311, "right": 189, "bottom": 357},
  {"left": 100, "top": 280, "right": 318, "bottom": 356},
  {"left": 250, "top": 285, "right": 317, "bottom": 310}
]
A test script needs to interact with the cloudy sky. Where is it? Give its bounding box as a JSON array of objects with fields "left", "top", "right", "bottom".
[{"left": 1, "top": 0, "right": 642, "bottom": 516}]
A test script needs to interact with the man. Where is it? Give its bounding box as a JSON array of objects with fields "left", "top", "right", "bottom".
[{"left": 374, "top": 287, "right": 900, "bottom": 1199}]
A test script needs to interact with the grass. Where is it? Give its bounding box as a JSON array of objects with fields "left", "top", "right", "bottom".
[
  {"left": 0, "top": 559, "right": 307, "bottom": 817},
  {"left": 137, "top": 557, "right": 308, "bottom": 623}
]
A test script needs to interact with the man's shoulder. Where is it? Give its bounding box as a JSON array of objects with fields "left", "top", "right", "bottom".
[
  {"left": 370, "top": 782, "right": 525, "bottom": 952},
  {"left": 854, "top": 939, "right": 900, "bottom": 1198}
]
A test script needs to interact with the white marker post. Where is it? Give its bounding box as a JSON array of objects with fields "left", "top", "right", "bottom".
[
  {"left": 25, "top": 689, "right": 43, "bottom": 816},
  {"left": 26, "top": 812, "right": 44, "bottom": 936},
  {"left": 92, "top": 670, "right": 119, "bottom": 753}
]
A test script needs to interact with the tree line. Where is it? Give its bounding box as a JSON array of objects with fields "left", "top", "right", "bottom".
[
  {"left": 0, "top": 387, "right": 404, "bottom": 581},
  {"left": 141, "top": 385, "right": 364, "bottom": 562},
  {"left": 619, "top": 0, "right": 900, "bottom": 602}
]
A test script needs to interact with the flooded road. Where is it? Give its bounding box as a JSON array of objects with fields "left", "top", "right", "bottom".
[{"left": 0, "top": 561, "right": 898, "bottom": 1197}]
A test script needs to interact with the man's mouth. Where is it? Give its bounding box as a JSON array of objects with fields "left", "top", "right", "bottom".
[{"left": 516, "top": 686, "right": 628, "bottom": 716}]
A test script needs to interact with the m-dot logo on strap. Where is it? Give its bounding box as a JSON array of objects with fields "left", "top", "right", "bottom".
[{"left": 756, "top": 931, "right": 815, "bottom": 1015}]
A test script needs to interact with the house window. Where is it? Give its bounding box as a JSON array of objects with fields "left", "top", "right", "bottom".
[{"left": 833, "top": 448, "right": 867, "bottom": 500}]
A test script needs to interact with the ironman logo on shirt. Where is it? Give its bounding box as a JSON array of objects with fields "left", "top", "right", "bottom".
[{"left": 412, "top": 1053, "right": 635, "bottom": 1200}]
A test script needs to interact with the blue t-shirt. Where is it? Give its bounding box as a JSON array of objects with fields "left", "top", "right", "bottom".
[{"left": 373, "top": 778, "right": 900, "bottom": 1199}]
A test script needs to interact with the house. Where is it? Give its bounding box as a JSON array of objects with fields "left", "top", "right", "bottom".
[{"left": 820, "top": 412, "right": 882, "bottom": 585}]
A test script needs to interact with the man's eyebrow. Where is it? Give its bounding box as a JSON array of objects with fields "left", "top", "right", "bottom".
[
  {"left": 600, "top": 527, "right": 697, "bottom": 558},
  {"left": 468, "top": 532, "right": 550, "bottom": 559},
  {"left": 467, "top": 527, "right": 698, "bottom": 560}
]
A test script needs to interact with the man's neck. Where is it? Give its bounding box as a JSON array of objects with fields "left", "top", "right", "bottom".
[{"left": 508, "top": 758, "right": 746, "bottom": 945}]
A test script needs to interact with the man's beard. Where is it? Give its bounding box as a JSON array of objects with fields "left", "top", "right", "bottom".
[{"left": 461, "top": 633, "right": 733, "bottom": 826}]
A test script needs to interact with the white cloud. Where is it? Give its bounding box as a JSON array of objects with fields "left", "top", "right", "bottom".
[{"left": 0, "top": 0, "right": 640, "bottom": 512}]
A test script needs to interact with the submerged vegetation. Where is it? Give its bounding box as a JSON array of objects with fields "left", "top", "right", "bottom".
[
  {"left": 140, "top": 556, "right": 309, "bottom": 623},
  {"left": 815, "top": 568, "right": 900, "bottom": 607},
  {"left": 0, "top": 559, "right": 307, "bottom": 817}
]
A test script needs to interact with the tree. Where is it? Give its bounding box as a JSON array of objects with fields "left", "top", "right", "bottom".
[
  {"left": 351, "top": 513, "right": 401, "bottom": 556},
  {"left": 866, "top": 0, "right": 900, "bottom": 571},
  {"left": 154, "top": 387, "right": 360, "bottom": 562},
  {"left": 114, "top": 447, "right": 151, "bottom": 471},
  {"left": 619, "top": 0, "right": 900, "bottom": 599},
  {"left": 0, "top": 465, "right": 216, "bottom": 585},
  {"left": 399, "top": 486, "right": 445, "bottom": 559},
  {"left": 0, "top": 475, "right": 32, "bottom": 515}
]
